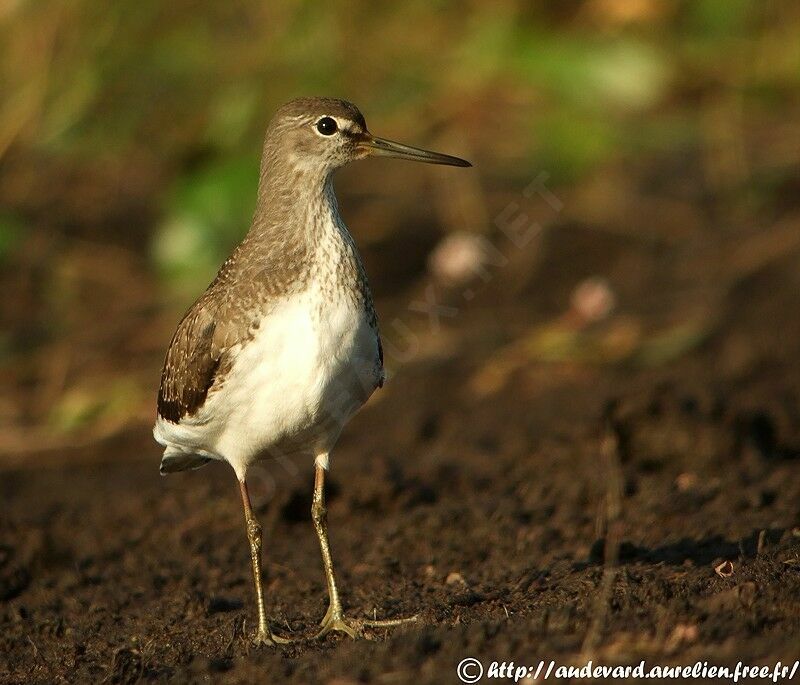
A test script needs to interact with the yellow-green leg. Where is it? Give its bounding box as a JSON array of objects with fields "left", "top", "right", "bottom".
[
  {"left": 238, "top": 479, "right": 288, "bottom": 647},
  {"left": 311, "top": 460, "right": 417, "bottom": 640}
]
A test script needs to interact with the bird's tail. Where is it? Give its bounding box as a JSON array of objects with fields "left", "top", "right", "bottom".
[{"left": 159, "top": 448, "right": 212, "bottom": 475}]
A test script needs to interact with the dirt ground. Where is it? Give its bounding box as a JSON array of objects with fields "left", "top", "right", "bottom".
[{"left": 2, "top": 200, "right": 800, "bottom": 684}]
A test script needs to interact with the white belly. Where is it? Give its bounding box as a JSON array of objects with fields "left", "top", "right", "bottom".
[{"left": 154, "top": 290, "right": 381, "bottom": 479}]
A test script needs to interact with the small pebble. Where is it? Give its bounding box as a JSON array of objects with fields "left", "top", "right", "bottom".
[{"left": 446, "top": 572, "right": 467, "bottom": 586}]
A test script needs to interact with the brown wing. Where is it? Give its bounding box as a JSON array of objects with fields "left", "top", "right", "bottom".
[
  {"left": 157, "top": 240, "right": 282, "bottom": 424},
  {"left": 157, "top": 305, "right": 226, "bottom": 423}
]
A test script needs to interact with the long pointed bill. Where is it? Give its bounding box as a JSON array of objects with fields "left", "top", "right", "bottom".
[{"left": 360, "top": 135, "right": 471, "bottom": 167}]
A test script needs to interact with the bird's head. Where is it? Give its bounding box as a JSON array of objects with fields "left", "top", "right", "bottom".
[{"left": 264, "top": 97, "right": 471, "bottom": 175}]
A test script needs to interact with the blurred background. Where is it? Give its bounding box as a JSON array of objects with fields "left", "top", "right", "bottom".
[{"left": 3, "top": 0, "right": 800, "bottom": 464}]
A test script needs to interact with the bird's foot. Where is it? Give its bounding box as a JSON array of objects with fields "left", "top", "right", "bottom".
[
  {"left": 313, "top": 604, "right": 417, "bottom": 641},
  {"left": 251, "top": 626, "right": 292, "bottom": 647}
]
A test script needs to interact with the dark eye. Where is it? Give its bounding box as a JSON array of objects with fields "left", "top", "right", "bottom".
[{"left": 316, "top": 117, "right": 338, "bottom": 136}]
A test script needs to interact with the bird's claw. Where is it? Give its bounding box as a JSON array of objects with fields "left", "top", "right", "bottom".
[
  {"left": 313, "top": 607, "right": 418, "bottom": 640},
  {"left": 251, "top": 627, "right": 292, "bottom": 647}
]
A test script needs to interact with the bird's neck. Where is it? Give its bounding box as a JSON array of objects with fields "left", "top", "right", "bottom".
[
  {"left": 242, "top": 160, "right": 358, "bottom": 288},
  {"left": 231, "top": 158, "right": 368, "bottom": 303},
  {"left": 250, "top": 157, "right": 340, "bottom": 233}
]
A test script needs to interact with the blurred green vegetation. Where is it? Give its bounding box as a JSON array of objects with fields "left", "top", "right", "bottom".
[
  {"left": 0, "top": 211, "right": 25, "bottom": 261},
  {"left": 1, "top": 0, "right": 799, "bottom": 290},
  {"left": 151, "top": 153, "right": 260, "bottom": 292},
  {"left": 2, "top": 0, "right": 800, "bottom": 449}
]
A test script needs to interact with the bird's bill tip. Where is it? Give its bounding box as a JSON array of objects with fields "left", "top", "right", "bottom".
[{"left": 359, "top": 135, "right": 471, "bottom": 167}]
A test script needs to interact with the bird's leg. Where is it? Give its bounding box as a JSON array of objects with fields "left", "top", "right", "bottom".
[
  {"left": 238, "top": 479, "right": 288, "bottom": 647},
  {"left": 311, "top": 460, "right": 417, "bottom": 640}
]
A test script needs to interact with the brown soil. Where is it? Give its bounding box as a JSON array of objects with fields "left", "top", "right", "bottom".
[{"left": 2, "top": 210, "right": 800, "bottom": 684}]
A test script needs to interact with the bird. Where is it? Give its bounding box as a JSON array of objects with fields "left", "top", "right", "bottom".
[{"left": 153, "top": 97, "right": 471, "bottom": 646}]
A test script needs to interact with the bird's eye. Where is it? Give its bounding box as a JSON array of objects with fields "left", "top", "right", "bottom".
[{"left": 316, "top": 117, "right": 338, "bottom": 136}]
